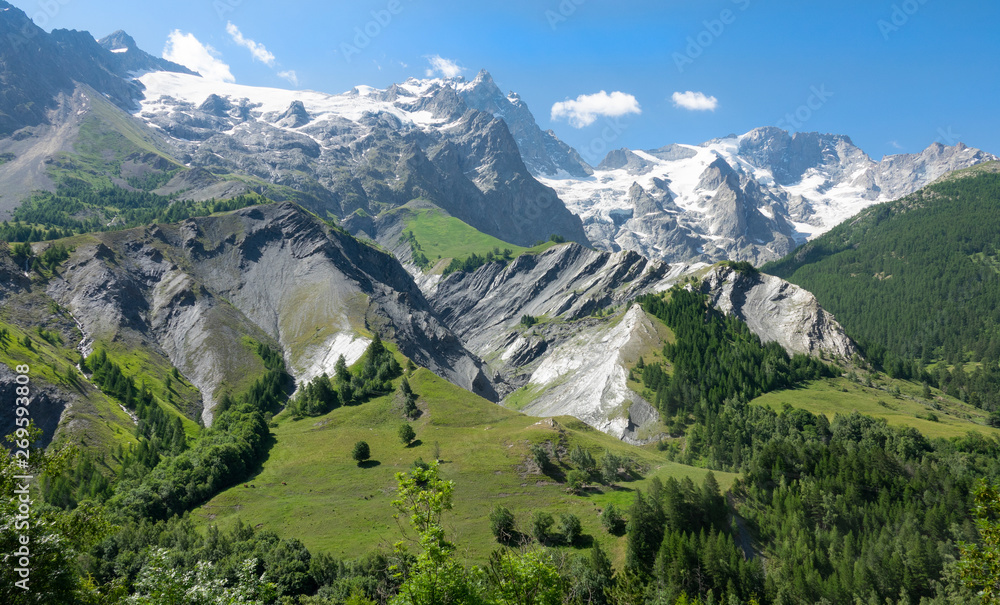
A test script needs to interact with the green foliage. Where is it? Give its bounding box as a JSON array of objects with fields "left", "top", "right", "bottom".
[
  {"left": 390, "top": 462, "right": 478, "bottom": 605},
  {"left": 531, "top": 511, "right": 555, "bottom": 545},
  {"left": 401, "top": 230, "right": 433, "bottom": 271},
  {"left": 565, "top": 542, "right": 615, "bottom": 605},
  {"left": 566, "top": 469, "right": 588, "bottom": 494},
  {"left": 2, "top": 184, "right": 265, "bottom": 242},
  {"left": 549, "top": 234, "right": 566, "bottom": 244},
  {"left": 529, "top": 443, "right": 549, "bottom": 470},
  {"left": 569, "top": 444, "right": 596, "bottom": 474},
  {"left": 399, "top": 423, "right": 416, "bottom": 446},
  {"left": 400, "top": 376, "right": 419, "bottom": 420},
  {"left": 558, "top": 513, "right": 582, "bottom": 546},
  {"left": 489, "top": 504, "right": 516, "bottom": 545},
  {"left": 600, "top": 503, "right": 625, "bottom": 536},
  {"left": 443, "top": 247, "right": 513, "bottom": 276},
  {"left": 484, "top": 550, "right": 563, "bottom": 605},
  {"left": 105, "top": 343, "right": 289, "bottom": 520},
  {"left": 599, "top": 450, "right": 621, "bottom": 484},
  {"left": 287, "top": 372, "right": 339, "bottom": 418},
  {"left": 291, "top": 336, "right": 402, "bottom": 419},
  {"left": 352, "top": 441, "right": 371, "bottom": 464},
  {"left": 0, "top": 426, "right": 110, "bottom": 604},
  {"left": 959, "top": 480, "right": 1000, "bottom": 602},
  {"left": 722, "top": 260, "right": 760, "bottom": 277},
  {"left": 764, "top": 171, "right": 1000, "bottom": 372},
  {"left": 638, "top": 287, "right": 834, "bottom": 422},
  {"left": 520, "top": 314, "right": 538, "bottom": 328},
  {"left": 625, "top": 491, "right": 665, "bottom": 576}
]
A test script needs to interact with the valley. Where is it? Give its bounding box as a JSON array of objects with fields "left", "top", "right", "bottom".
[{"left": 1, "top": 2, "right": 1000, "bottom": 603}]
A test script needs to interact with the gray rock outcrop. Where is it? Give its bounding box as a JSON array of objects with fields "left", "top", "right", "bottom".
[{"left": 699, "top": 265, "right": 857, "bottom": 359}]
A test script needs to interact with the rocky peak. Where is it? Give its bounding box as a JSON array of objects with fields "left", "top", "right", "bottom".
[
  {"left": 700, "top": 265, "right": 857, "bottom": 359},
  {"left": 598, "top": 148, "right": 654, "bottom": 175},
  {"left": 276, "top": 100, "right": 311, "bottom": 128},
  {"left": 738, "top": 127, "right": 870, "bottom": 186},
  {"left": 627, "top": 183, "right": 662, "bottom": 216},
  {"left": 98, "top": 30, "right": 137, "bottom": 52}
]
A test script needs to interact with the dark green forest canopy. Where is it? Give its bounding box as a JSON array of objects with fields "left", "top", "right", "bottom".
[{"left": 763, "top": 171, "right": 1000, "bottom": 365}]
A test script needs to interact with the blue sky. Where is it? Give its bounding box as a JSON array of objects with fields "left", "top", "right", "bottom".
[{"left": 11, "top": 0, "right": 999, "bottom": 163}]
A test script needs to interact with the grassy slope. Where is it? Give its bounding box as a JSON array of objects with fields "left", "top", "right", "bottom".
[
  {"left": 751, "top": 376, "right": 999, "bottom": 439},
  {"left": 0, "top": 300, "right": 139, "bottom": 456},
  {"left": 398, "top": 207, "right": 560, "bottom": 274},
  {"left": 48, "top": 93, "right": 183, "bottom": 189},
  {"left": 194, "top": 367, "right": 735, "bottom": 566}
]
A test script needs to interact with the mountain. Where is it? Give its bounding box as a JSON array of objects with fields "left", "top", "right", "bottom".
[
  {"left": 455, "top": 69, "right": 593, "bottom": 178},
  {"left": 540, "top": 128, "right": 997, "bottom": 265},
  {"left": 0, "top": 202, "right": 496, "bottom": 450},
  {"left": 0, "top": 4, "right": 588, "bottom": 247},
  {"left": 129, "top": 69, "right": 590, "bottom": 247},
  {"left": 422, "top": 242, "right": 856, "bottom": 440},
  {"left": 764, "top": 162, "right": 1000, "bottom": 368},
  {"left": 0, "top": 2, "right": 192, "bottom": 137}
]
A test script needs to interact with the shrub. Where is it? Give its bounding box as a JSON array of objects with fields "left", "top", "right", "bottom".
[
  {"left": 352, "top": 441, "right": 370, "bottom": 465},
  {"left": 489, "top": 505, "right": 516, "bottom": 544},
  {"left": 531, "top": 511, "right": 554, "bottom": 544},
  {"left": 398, "top": 423, "right": 416, "bottom": 445}
]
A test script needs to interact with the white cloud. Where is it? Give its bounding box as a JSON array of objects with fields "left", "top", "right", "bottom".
[
  {"left": 550, "top": 91, "right": 641, "bottom": 128},
  {"left": 226, "top": 22, "right": 276, "bottom": 67},
  {"left": 671, "top": 91, "right": 718, "bottom": 112},
  {"left": 425, "top": 55, "right": 464, "bottom": 79},
  {"left": 889, "top": 140, "right": 903, "bottom": 150},
  {"left": 163, "top": 30, "right": 235, "bottom": 83},
  {"left": 277, "top": 70, "right": 299, "bottom": 86}
]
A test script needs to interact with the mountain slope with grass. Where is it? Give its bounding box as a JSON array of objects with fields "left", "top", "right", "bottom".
[{"left": 195, "top": 365, "right": 736, "bottom": 566}]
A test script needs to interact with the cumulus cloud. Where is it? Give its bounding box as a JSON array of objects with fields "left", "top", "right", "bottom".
[
  {"left": 226, "top": 22, "right": 276, "bottom": 66},
  {"left": 550, "top": 91, "right": 641, "bottom": 128},
  {"left": 425, "top": 55, "right": 464, "bottom": 78},
  {"left": 671, "top": 91, "right": 719, "bottom": 111},
  {"left": 277, "top": 70, "right": 299, "bottom": 86},
  {"left": 163, "top": 30, "right": 235, "bottom": 83}
]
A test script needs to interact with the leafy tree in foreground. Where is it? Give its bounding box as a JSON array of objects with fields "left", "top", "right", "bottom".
[
  {"left": 959, "top": 480, "right": 1000, "bottom": 603},
  {"left": 390, "top": 462, "right": 481, "bottom": 605}
]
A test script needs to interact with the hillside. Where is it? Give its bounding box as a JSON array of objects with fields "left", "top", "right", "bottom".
[
  {"left": 765, "top": 165, "right": 1000, "bottom": 366},
  {"left": 195, "top": 367, "right": 734, "bottom": 566}
]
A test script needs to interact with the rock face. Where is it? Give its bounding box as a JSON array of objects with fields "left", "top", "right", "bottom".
[
  {"left": 699, "top": 265, "right": 857, "bottom": 359},
  {"left": 516, "top": 305, "right": 664, "bottom": 444},
  {"left": 426, "top": 243, "right": 692, "bottom": 439},
  {"left": 540, "top": 128, "right": 996, "bottom": 265},
  {"left": 46, "top": 203, "right": 496, "bottom": 426},
  {"left": 425, "top": 244, "right": 857, "bottom": 440},
  {"left": 428, "top": 243, "right": 685, "bottom": 381}
]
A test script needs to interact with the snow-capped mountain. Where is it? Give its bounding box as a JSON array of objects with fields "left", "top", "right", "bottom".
[
  {"left": 131, "top": 68, "right": 590, "bottom": 247},
  {"left": 540, "top": 128, "right": 996, "bottom": 264}
]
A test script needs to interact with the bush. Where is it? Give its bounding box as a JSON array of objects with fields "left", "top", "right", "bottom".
[
  {"left": 599, "top": 450, "right": 621, "bottom": 484},
  {"left": 520, "top": 315, "right": 538, "bottom": 328},
  {"left": 600, "top": 503, "right": 625, "bottom": 535},
  {"left": 398, "top": 423, "right": 416, "bottom": 445},
  {"left": 489, "top": 505, "right": 516, "bottom": 544},
  {"left": 531, "top": 511, "right": 554, "bottom": 544},
  {"left": 530, "top": 443, "right": 549, "bottom": 470},
  {"left": 559, "top": 513, "right": 582, "bottom": 546},
  {"left": 352, "top": 441, "right": 370, "bottom": 465},
  {"left": 569, "top": 445, "right": 595, "bottom": 474},
  {"left": 566, "top": 470, "right": 588, "bottom": 494}
]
